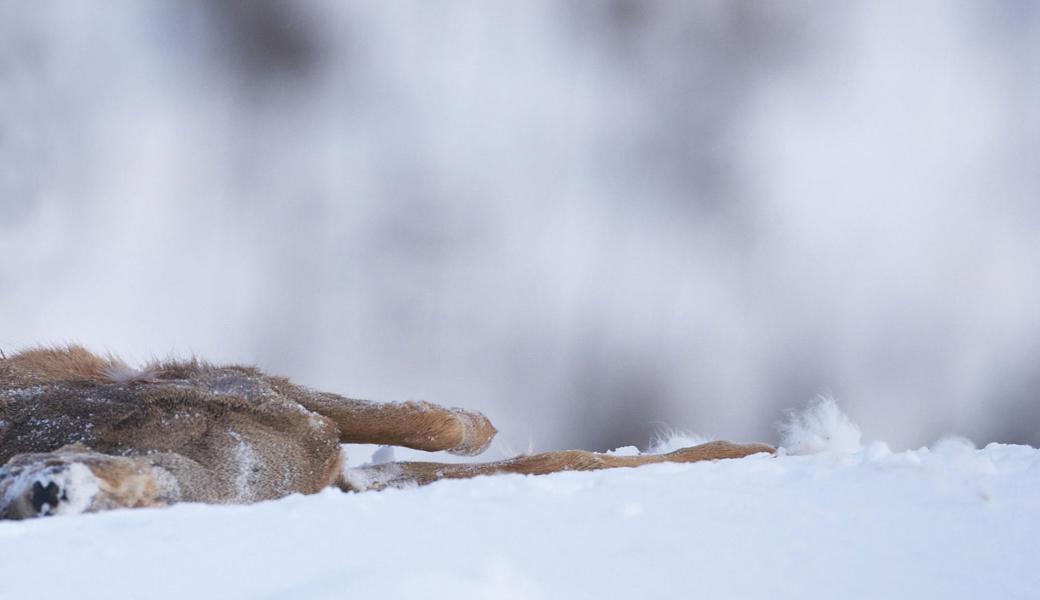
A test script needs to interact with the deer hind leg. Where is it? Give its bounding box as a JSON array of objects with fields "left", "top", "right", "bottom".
[
  {"left": 294, "top": 392, "right": 497, "bottom": 456},
  {"left": 340, "top": 440, "right": 775, "bottom": 491}
]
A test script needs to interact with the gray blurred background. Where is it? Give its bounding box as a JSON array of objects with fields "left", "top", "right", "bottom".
[{"left": 2, "top": 1, "right": 1039, "bottom": 453}]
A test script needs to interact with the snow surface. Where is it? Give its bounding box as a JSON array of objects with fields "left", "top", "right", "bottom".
[{"left": 2, "top": 406, "right": 1039, "bottom": 599}]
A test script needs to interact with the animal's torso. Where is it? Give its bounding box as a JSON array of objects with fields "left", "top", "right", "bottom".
[{"left": 0, "top": 358, "right": 343, "bottom": 503}]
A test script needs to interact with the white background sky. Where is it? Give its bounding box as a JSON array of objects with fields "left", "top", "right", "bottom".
[{"left": 2, "top": 1, "right": 1039, "bottom": 452}]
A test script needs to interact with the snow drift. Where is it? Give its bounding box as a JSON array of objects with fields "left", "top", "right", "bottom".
[{"left": 1, "top": 402, "right": 1037, "bottom": 599}]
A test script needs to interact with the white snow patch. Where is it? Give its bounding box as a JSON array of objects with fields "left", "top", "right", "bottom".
[
  {"left": 619, "top": 501, "right": 644, "bottom": 517},
  {"left": 646, "top": 430, "right": 712, "bottom": 454},
  {"left": 341, "top": 463, "right": 406, "bottom": 492},
  {"left": 779, "top": 396, "right": 862, "bottom": 455},
  {"left": 1, "top": 441, "right": 1038, "bottom": 599},
  {"left": 865, "top": 440, "right": 893, "bottom": 461},
  {"left": 604, "top": 445, "right": 640, "bottom": 457},
  {"left": 228, "top": 431, "right": 257, "bottom": 500},
  {"left": 370, "top": 445, "right": 396, "bottom": 465},
  {"left": 341, "top": 443, "right": 510, "bottom": 468}
]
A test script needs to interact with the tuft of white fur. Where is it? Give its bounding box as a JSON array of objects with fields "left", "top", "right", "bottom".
[
  {"left": 646, "top": 430, "right": 711, "bottom": 455},
  {"left": 779, "top": 396, "right": 862, "bottom": 455},
  {"left": 104, "top": 362, "right": 161, "bottom": 383}
]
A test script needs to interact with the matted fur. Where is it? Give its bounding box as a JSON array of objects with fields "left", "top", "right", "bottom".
[{"left": 0, "top": 346, "right": 773, "bottom": 519}]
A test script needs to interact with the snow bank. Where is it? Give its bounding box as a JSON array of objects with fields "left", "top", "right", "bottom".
[
  {"left": 1, "top": 438, "right": 1038, "bottom": 599},
  {"left": 0, "top": 403, "right": 1037, "bottom": 598}
]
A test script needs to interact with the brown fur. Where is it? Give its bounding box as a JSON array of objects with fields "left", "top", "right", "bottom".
[
  {"left": 342, "top": 441, "right": 777, "bottom": 491},
  {"left": 7, "top": 345, "right": 126, "bottom": 383},
  {"left": 0, "top": 346, "right": 773, "bottom": 519}
]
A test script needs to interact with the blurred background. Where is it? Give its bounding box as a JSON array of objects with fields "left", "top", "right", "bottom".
[{"left": 2, "top": 1, "right": 1039, "bottom": 453}]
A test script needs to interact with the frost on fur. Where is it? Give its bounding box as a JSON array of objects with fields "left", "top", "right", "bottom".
[{"left": 779, "top": 396, "right": 862, "bottom": 455}]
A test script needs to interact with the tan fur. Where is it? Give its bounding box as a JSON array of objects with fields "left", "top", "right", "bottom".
[
  {"left": 343, "top": 441, "right": 776, "bottom": 491},
  {"left": 0, "top": 346, "right": 773, "bottom": 519},
  {"left": 7, "top": 345, "right": 126, "bottom": 383}
]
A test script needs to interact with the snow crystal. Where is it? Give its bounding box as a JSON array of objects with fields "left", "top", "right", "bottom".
[{"left": 779, "top": 396, "right": 862, "bottom": 455}]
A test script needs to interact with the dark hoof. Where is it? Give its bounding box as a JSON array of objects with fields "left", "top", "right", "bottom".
[
  {"left": 31, "top": 481, "right": 63, "bottom": 515},
  {"left": 0, "top": 460, "right": 100, "bottom": 520}
]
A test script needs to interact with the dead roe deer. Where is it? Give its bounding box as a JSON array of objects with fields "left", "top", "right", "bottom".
[{"left": 0, "top": 346, "right": 773, "bottom": 519}]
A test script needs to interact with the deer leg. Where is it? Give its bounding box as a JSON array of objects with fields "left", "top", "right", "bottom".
[
  {"left": 0, "top": 445, "right": 180, "bottom": 519},
  {"left": 340, "top": 440, "right": 774, "bottom": 491},
  {"left": 293, "top": 392, "right": 497, "bottom": 456}
]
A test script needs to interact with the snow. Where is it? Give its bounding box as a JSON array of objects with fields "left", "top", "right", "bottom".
[
  {"left": 370, "top": 445, "right": 396, "bottom": 465},
  {"left": 228, "top": 431, "right": 259, "bottom": 501},
  {"left": 779, "top": 396, "right": 864, "bottom": 455},
  {"left": 1, "top": 407, "right": 1039, "bottom": 599}
]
